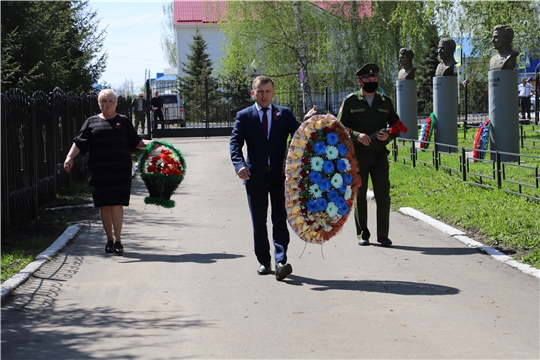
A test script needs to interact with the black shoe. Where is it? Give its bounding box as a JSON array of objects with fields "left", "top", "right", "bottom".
[
  {"left": 377, "top": 237, "right": 392, "bottom": 247},
  {"left": 257, "top": 263, "right": 271, "bottom": 275},
  {"left": 105, "top": 241, "right": 114, "bottom": 253},
  {"left": 114, "top": 242, "right": 124, "bottom": 255},
  {"left": 275, "top": 262, "right": 292, "bottom": 281},
  {"left": 358, "top": 239, "right": 370, "bottom": 246}
]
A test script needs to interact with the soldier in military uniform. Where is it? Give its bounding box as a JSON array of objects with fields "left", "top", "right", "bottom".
[{"left": 337, "top": 63, "right": 400, "bottom": 247}]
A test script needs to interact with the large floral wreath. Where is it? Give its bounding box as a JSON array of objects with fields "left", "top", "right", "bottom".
[
  {"left": 285, "top": 113, "right": 362, "bottom": 243},
  {"left": 138, "top": 140, "right": 186, "bottom": 208},
  {"left": 472, "top": 120, "right": 490, "bottom": 161},
  {"left": 418, "top": 112, "right": 436, "bottom": 150}
]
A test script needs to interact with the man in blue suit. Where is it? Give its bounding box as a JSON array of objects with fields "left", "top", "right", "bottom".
[{"left": 230, "top": 75, "right": 300, "bottom": 281}]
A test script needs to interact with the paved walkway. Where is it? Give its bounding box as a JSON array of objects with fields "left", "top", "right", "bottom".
[{"left": 2, "top": 137, "right": 539, "bottom": 359}]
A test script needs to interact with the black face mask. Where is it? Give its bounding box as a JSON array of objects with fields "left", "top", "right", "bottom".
[{"left": 362, "top": 81, "right": 378, "bottom": 93}]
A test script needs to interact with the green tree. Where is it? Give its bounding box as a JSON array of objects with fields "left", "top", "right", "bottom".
[
  {"left": 416, "top": 23, "right": 440, "bottom": 116},
  {"left": 219, "top": 1, "right": 338, "bottom": 112},
  {"left": 160, "top": 2, "right": 177, "bottom": 69},
  {"left": 178, "top": 29, "right": 217, "bottom": 121},
  {"left": 460, "top": 1, "right": 540, "bottom": 57},
  {"left": 1, "top": 0, "right": 107, "bottom": 93}
]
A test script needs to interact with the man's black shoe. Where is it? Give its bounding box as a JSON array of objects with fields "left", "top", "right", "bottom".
[
  {"left": 377, "top": 237, "right": 393, "bottom": 247},
  {"left": 275, "top": 262, "right": 292, "bottom": 281},
  {"left": 257, "top": 263, "right": 271, "bottom": 275}
]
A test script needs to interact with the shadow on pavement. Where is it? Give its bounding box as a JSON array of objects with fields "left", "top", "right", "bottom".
[
  {"left": 285, "top": 275, "right": 460, "bottom": 295},
  {"left": 119, "top": 252, "right": 244, "bottom": 264}
]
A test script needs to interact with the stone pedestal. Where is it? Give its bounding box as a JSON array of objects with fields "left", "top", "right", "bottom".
[
  {"left": 396, "top": 79, "right": 418, "bottom": 140},
  {"left": 433, "top": 76, "right": 458, "bottom": 152},
  {"left": 488, "top": 69, "right": 519, "bottom": 161}
]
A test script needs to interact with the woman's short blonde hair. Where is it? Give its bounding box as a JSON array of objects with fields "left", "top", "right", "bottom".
[{"left": 98, "top": 89, "right": 118, "bottom": 102}]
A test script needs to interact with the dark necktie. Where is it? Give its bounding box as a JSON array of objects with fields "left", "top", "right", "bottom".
[{"left": 261, "top": 107, "right": 268, "bottom": 139}]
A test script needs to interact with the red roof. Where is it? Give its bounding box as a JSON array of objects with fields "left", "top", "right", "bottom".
[{"left": 174, "top": 0, "right": 227, "bottom": 25}]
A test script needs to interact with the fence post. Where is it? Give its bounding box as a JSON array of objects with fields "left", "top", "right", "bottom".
[
  {"left": 146, "top": 79, "right": 152, "bottom": 140},
  {"left": 325, "top": 86, "right": 329, "bottom": 112},
  {"left": 461, "top": 147, "right": 467, "bottom": 182},
  {"left": 434, "top": 143, "right": 439, "bottom": 171},
  {"left": 205, "top": 77, "right": 209, "bottom": 139},
  {"left": 411, "top": 140, "right": 416, "bottom": 168},
  {"left": 495, "top": 151, "right": 502, "bottom": 189}
]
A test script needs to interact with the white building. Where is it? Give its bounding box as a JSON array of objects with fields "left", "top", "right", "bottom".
[{"left": 173, "top": 0, "right": 227, "bottom": 77}]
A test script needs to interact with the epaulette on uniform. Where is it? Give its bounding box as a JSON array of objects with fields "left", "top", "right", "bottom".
[{"left": 344, "top": 92, "right": 357, "bottom": 101}]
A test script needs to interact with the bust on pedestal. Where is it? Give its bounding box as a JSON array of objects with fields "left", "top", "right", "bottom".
[
  {"left": 397, "top": 48, "right": 416, "bottom": 80},
  {"left": 489, "top": 25, "right": 519, "bottom": 71},
  {"left": 435, "top": 38, "right": 457, "bottom": 77},
  {"left": 488, "top": 24, "right": 519, "bottom": 161}
]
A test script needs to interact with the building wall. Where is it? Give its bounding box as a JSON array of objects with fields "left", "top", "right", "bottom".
[{"left": 175, "top": 24, "right": 225, "bottom": 77}]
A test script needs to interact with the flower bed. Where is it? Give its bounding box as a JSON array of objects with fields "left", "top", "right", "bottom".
[
  {"left": 285, "top": 114, "right": 362, "bottom": 243},
  {"left": 138, "top": 140, "right": 186, "bottom": 208}
]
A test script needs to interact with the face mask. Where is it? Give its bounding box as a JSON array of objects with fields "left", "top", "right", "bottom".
[{"left": 362, "top": 81, "right": 378, "bottom": 93}]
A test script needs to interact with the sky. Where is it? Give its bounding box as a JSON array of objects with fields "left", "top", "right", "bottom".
[{"left": 88, "top": 0, "right": 171, "bottom": 91}]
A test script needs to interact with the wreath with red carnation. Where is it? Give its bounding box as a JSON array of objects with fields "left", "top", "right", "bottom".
[{"left": 138, "top": 140, "right": 186, "bottom": 208}]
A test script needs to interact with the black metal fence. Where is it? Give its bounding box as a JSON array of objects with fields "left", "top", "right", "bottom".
[
  {"left": 1, "top": 87, "right": 134, "bottom": 235},
  {"left": 390, "top": 127, "right": 540, "bottom": 202}
]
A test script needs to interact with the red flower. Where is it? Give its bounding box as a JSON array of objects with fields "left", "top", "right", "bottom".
[
  {"left": 389, "top": 120, "right": 408, "bottom": 135},
  {"left": 146, "top": 149, "right": 183, "bottom": 176},
  {"left": 301, "top": 157, "right": 309, "bottom": 165},
  {"left": 310, "top": 132, "right": 317, "bottom": 139},
  {"left": 300, "top": 170, "right": 307, "bottom": 177}
]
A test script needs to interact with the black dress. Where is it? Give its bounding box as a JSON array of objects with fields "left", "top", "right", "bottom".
[{"left": 73, "top": 114, "right": 141, "bottom": 207}]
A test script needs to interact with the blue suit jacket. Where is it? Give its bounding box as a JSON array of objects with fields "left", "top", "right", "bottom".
[{"left": 230, "top": 104, "right": 299, "bottom": 184}]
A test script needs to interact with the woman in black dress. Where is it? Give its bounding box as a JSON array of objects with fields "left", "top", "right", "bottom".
[{"left": 64, "top": 89, "right": 154, "bottom": 255}]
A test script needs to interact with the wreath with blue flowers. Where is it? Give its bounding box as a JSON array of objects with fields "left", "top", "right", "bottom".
[{"left": 285, "top": 114, "right": 361, "bottom": 243}]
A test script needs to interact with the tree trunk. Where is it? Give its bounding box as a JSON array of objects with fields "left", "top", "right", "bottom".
[{"left": 292, "top": 1, "right": 314, "bottom": 113}]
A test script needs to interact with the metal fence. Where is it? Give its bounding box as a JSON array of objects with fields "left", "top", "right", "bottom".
[
  {"left": 1, "top": 87, "right": 134, "bottom": 235},
  {"left": 390, "top": 126, "right": 540, "bottom": 202}
]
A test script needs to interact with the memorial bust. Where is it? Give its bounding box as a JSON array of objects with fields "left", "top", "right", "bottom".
[
  {"left": 397, "top": 48, "right": 416, "bottom": 80},
  {"left": 435, "top": 38, "right": 457, "bottom": 77},
  {"left": 490, "top": 25, "right": 519, "bottom": 71}
]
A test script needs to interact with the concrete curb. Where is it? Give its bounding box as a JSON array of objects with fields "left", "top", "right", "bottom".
[
  {"left": 1, "top": 223, "right": 84, "bottom": 300},
  {"left": 399, "top": 207, "right": 540, "bottom": 279}
]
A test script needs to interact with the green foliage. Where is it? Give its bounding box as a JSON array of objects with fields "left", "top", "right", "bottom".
[
  {"left": 460, "top": 0, "right": 540, "bottom": 58},
  {"left": 416, "top": 23, "right": 440, "bottom": 116},
  {"left": 1, "top": 0, "right": 107, "bottom": 93},
  {"left": 161, "top": 2, "right": 177, "bottom": 68},
  {"left": 219, "top": 1, "right": 338, "bottom": 105}
]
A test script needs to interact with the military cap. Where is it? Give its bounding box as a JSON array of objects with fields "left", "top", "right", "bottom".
[{"left": 355, "top": 63, "right": 380, "bottom": 77}]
